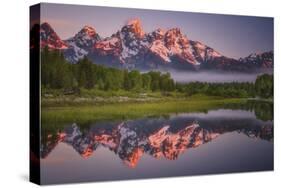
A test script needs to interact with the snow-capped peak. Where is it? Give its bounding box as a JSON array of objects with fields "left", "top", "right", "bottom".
[
  {"left": 78, "top": 25, "right": 97, "bottom": 38},
  {"left": 126, "top": 18, "right": 141, "bottom": 26},
  {"left": 39, "top": 20, "right": 272, "bottom": 72},
  {"left": 191, "top": 40, "right": 222, "bottom": 62},
  {"left": 41, "top": 22, "right": 52, "bottom": 30},
  {"left": 64, "top": 25, "right": 101, "bottom": 63},
  {"left": 122, "top": 18, "right": 145, "bottom": 38},
  {"left": 239, "top": 51, "right": 273, "bottom": 68},
  {"left": 155, "top": 28, "right": 166, "bottom": 36},
  {"left": 40, "top": 22, "right": 68, "bottom": 50}
]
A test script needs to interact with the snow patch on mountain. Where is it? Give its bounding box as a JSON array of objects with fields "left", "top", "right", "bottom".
[
  {"left": 150, "top": 40, "right": 171, "bottom": 62},
  {"left": 39, "top": 21, "right": 273, "bottom": 72},
  {"left": 120, "top": 32, "right": 139, "bottom": 60},
  {"left": 65, "top": 25, "right": 101, "bottom": 63}
]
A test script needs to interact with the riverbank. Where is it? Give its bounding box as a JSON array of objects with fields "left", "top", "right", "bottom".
[{"left": 41, "top": 97, "right": 246, "bottom": 124}]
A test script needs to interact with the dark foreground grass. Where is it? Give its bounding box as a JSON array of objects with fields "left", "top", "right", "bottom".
[{"left": 41, "top": 97, "right": 246, "bottom": 124}]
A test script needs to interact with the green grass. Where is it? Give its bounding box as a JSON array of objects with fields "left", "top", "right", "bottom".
[
  {"left": 41, "top": 88, "right": 229, "bottom": 107},
  {"left": 42, "top": 97, "right": 246, "bottom": 124}
]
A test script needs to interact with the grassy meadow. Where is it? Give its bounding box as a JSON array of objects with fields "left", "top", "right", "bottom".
[{"left": 41, "top": 93, "right": 246, "bottom": 124}]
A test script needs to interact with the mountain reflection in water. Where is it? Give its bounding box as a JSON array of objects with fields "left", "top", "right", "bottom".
[{"left": 41, "top": 110, "right": 273, "bottom": 168}]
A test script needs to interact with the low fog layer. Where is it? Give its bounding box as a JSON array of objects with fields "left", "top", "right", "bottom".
[{"left": 167, "top": 70, "right": 272, "bottom": 83}]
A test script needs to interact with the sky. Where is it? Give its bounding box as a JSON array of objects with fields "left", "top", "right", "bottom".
[{"left": 41, "top": 3, "right": 273, "bottom": 59}]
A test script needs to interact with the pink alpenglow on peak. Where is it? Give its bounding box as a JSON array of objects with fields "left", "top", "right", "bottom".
[
  {"left": 38, "top": 20, "right": 273, "bottom": 72},
  {"left": 78, "top": 25, "right": 97, "bottom": 38},
  {"left": 40, "top": 22, "right": 68, "bottom": 50},
  {"left": 124, "top": 18, "right": 145, "bottom": 38}
]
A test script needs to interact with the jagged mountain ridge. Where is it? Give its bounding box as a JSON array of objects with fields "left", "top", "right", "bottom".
[
  {"left": 65, "top": 26, "right": 101, "bottom": 63},
  {"left": 40, "top": 22, "right": 68, "bottom": 50},
  {"left": 39, "top": 20, "right": 273, "bottom": 72}
]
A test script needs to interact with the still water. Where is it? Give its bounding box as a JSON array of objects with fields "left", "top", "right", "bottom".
[{"left": 40, "top": 109, "right": 273, "bottom": 184}]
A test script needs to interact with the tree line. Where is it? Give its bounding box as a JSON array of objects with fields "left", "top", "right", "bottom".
[
  {"left": 41, "top": 48, "right": 273, "bottom": 98},
  {"left": 41, "top": 48, "right": 175, "bottom": 92}
]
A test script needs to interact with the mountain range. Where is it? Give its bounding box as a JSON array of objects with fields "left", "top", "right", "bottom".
[{"left": 39, "top": 19, "right": 273, "bottom": 72}]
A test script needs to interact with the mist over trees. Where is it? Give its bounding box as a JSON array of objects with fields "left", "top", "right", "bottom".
[{"left": 41, "top": 48, "right": 273, "bottom": 99}]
